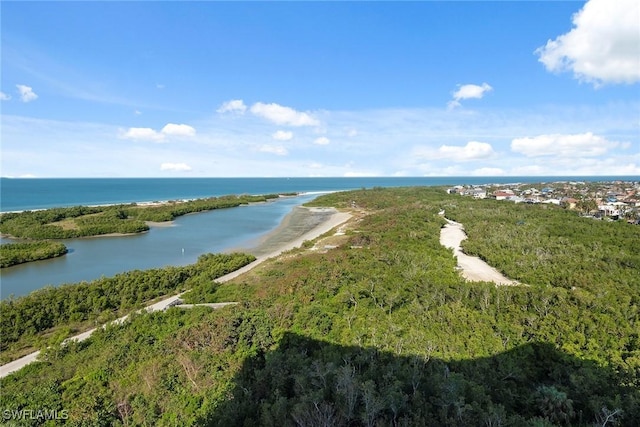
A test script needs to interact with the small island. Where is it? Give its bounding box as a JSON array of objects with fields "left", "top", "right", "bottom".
[{"left": 0, "top": 241, "right": 68, "bottom": 268}]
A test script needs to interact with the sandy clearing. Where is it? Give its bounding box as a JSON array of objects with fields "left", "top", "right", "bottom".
[
  {"left": 215, "top": 208, "right": 351, "bottom": 283},
  {"left": 0, "top": 209, "right": 351, "bottom": 378},
  {"left": 440, "top": 218, "right": 519, "bottom": 286}
]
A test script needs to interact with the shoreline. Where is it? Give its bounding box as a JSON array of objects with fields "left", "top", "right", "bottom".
[
  {"left": 0, "top": 204, "right": 352, "bottom": 378},
  {"left": 0, "top": 191, "right": 334, "bottom": 215},
  {"left": 211, "top": 206, "right": 352, "bottom": 283},
  {"left": 231, "top": 205, "right": 341, "bottom": 257}
]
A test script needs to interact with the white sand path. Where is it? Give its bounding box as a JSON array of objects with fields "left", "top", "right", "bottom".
[
  {"left": 440, "top": 218, "right": 519, "bottom": 286},
  {"left": 0, "top": 209, "right": 352, "bottom": 378}
]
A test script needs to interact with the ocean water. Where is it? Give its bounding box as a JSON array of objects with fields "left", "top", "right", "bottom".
[
  {"left": 3, "top": 176, "right": 636, "bottom": 212},
  {"left": 1, "top": 176, "right": 636, "bottom": 298}
]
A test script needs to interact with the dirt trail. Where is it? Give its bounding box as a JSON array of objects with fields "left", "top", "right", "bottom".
[{"left": 440, "top": 218, "right": 519, "bottom": 286}]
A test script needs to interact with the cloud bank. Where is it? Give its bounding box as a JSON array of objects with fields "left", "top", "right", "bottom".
[{"left": 511, "top": 132, "right": 619, "bottom": 157}]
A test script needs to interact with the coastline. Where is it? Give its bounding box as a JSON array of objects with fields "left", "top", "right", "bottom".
[{"left": 0, "top": 204, "right": 352, "bottom": 378}]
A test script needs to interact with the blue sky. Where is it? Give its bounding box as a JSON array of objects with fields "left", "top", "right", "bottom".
[{"left": 1, "top": 0, "right": 639, "bottom": 177}]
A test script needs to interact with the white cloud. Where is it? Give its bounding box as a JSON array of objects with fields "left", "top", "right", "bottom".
[
  {"left": 511, "top": 132, "right": 618, "bottom": 157},
  {"left": 439, "top": 141, "right": 495, "bottom": 161},
  {"left": 120, "top": 123, "right": 196, "bottom": 141},
  {"left": 272, "top": 130, "right": 293, "bottom": 141},
  {"left": 258, "top": 144, "right": 288, "bottom": 156},
  {"left": 161, "top": 123, "right": 196, "bottom": 137},
  {"left": 416, "top": 141, "right": 495, "bottom": 162},
  {"left": 314, "top": 136, "right": 330, "bottom": 145},
  {"left": 347, "top": 129, "right": 358, "bottom": 137},
  {"left": 536, "top": 0, "right": 640, "bottom": 85},
  {"left": 160, "top": 162, "right": 192, "bottom": 172},
  {"left": 16, "top": 84, "right": 38, "bottom": 102},
  {"left": 250, "top": 102, "right": 319, "bottom": 127},
  {"left": 4, "top": 101, "right": 638, "bottom": 177},
  {"left": 0, "top": 91, "right": 11, "bottom": 101},
  {"left": 448, "top": 83, "right": 492, "bottom": 109},
  {"left": 121, "top": 127, "right": 165, "bottom": 142},
  {"left": 217, "top": 99, "right": 247, "bottom": 114}
]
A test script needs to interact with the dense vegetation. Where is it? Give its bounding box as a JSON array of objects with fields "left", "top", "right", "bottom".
[
  {"left": 0, "top": 252, "right": 255, "bottom": 363},
  {"left": 0, "top": 194, "right": 281, "bottom": 239},
  {"left": 1, "top": 187, "right": 638, "bottom": 426},
  {"left": 0, "top": 241, "right": 68, "bottom": 268},
  {"left": 444, "top": 199, "right": 640, "bottom": 293},
  {"left": 0, "top": 206, "right": 148, "bottom": 239}
]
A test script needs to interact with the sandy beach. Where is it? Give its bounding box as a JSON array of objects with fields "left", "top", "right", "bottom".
[
  {"left": 217, "top": 206, "right": 351, "bottom": 282},
  {"left": 235, "top": 206, "right": 344, "bottom": 257}
]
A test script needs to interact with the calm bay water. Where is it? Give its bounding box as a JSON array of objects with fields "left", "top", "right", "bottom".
[
  {"left": 0, "top": 195, "right": 317, "bottom": 298},
  {"left": 1, "top": 176, "right": 636, "bottom": 298}
]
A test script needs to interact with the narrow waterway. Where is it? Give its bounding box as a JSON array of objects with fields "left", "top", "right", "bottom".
[{"left": 0, "top": 195, "right": 317, "bottom": 298}]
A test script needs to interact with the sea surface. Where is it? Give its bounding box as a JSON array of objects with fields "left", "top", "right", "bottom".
[
  {"left": 5, "top": 176, "right": 636, "bottom": 212},
  {"left": 1, "top": 176, "right": 636, "bottom": 298}
]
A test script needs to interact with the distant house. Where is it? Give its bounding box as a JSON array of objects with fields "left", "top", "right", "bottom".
[
  {"left": 447, "top": 186, "right": 464, "bottom": 194},
  {"left": 561, "top": 197, "right": 579, "bottom": 209},
  {"left": 598, "top": 204, "right": 620, "bottom": 217},
  {"left": 493, "top": 191, "right": 513, "bottom": 201},
  {"left": 463, "top": 188, "right": 487, "bottom": 199},
  {"left": 541, "top": 187, "right": 554, "bottom": 195}
]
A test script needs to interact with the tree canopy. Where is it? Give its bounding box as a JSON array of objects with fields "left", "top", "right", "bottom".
[{"left": 1, "top": 187, "right": 638, "bottom": 426}]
